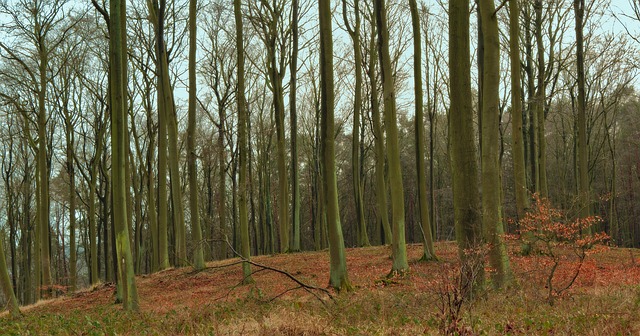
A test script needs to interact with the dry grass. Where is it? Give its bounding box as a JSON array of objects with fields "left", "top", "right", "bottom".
[{"left": 2, "top": 241, "right": 640, "bottom": 335}]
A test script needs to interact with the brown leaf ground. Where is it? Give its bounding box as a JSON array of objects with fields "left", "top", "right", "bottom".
[{"left": 3, "top": 241, "right": 640, "bottom": 335}]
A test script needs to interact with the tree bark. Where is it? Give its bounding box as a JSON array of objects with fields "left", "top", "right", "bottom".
[
  {"left": 574, "top": 0, "right": 590, "bottom": 228},
  {"left": 368, "top": 25, "right": 392, "bottom": 245},
  {"left": 290, "top": 0, "right": 302, "bottom": 252},
  {"left": 409, "top": 0, "right": 436, "bottom": 261},
  {"left": 509, "top": 0, "right": 529, "bottom": 220},
  {"left": 188, "top": 0, "right": 205, "bottom": 271},
  {"left": 110, "top": 0, "right": 139, "bottom": 311},
  {"left": 375, "top": 0, "right": 409, "bottom": 273},
  {"left": 319, "top": 0, "right": 351, "bottom": 290},
  {"left": 479, "top": 0, "right": 513, "bottom": 289},
  {"left": 234, "top": 0, "right": 253, "bottom": 281},
  {"left": 448, "top": 0, "right": 484, "bottom": 294}
]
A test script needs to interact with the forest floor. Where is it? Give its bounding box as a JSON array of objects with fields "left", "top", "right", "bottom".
[{"left": 2, "top": 241, "right": 640, "bottom": 335}]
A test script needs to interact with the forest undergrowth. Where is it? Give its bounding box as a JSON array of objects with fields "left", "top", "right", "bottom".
[{"left": 1, "top": 241, "right": 639, "bottom": 335}]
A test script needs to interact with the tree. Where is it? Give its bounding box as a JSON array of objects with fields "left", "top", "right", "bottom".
[
  {"left": 448, "top": 0, "right": 484, "bottom": 294},
  {"left": 366, "top": 19, "right": 392, "bottom": 246},
  {"left": 409, "top": 0, "right": 436, "bottom": 261},
  {"left": 109, "top": 0, "right": 139, "bottom": 311},
  {"left": 343, "top": 0, "right": 370, "bottom": 248},
  {"left": 574, "top": 0, "right": 590, "bottom": 227},
  {"left": 319, "top": 0, "right": 351, "bottom": 291},
  {"left": 290, "top": 0, "right": 302, "bottom": 252},
  {"left": 508, "top": 0, "right": 529, "bottom": 221},
  {"left": 188, "top": 0, "right": 205, "bottom": 271},
  {"left": 248, "top": 0, "right": 290, "bottom": 253},
  {"left": 375, "top": 0, "right": 408, "bottom": 274},
  {"left": 0, "top": 217, "right": 22, "bottom": 317},
  {"left": 479, "top": 0, "right": 513, "bottom": 289},
  {"left": 534, "top": 0, "right": 548, "bottom": 197},
  {"left": 235, "top": 0, "right": 253, "bottom": 282}
]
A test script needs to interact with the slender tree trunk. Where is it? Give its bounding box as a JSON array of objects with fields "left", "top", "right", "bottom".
[
  {"left": 110, "top": 0, "right": 139, "bottom": 311},
  {"left": 574, "top": 0, "right": 590, "bottom": 227},
  {"left": 188, "top": 0, "right": 205, "bottom": 271},
  {"left": 343, "top": 0, "right": 370, "bottom": 248},
  {"left": 376, "top": 0, "right": 409, "bottom": 274},
  {"left": 218, "top": 106, "right": 228, "bottom": 259},
  {"left": 234, "top": 0, "right": 253, "bottom": 280},
  {"left": 164, "top": 64, "right": 187, "bottom": 267},
  {"left": 146, "top": 115, "right": 159, "bottom": 272},
  {"left": 319, "top": 0, "right": 351, "bottom": 290},
  {"left": 37, "top": 28, "right": 52, "bottom": 299},
  {"left": 289, "top": 0, "right": 302, "bottom": 252},
  {"left": 64, "top": 111, "right": 77, "bottom": 291},
  {"left": 479, "top": 0, "right": 513, "bottom": 289},
  {"left": 368, "top": 27, "right": 392, "bottom": 245},
  {"left": 523, "top": 6, "right": 538, "bottom": 193},
  {"left": 535, "top": 0, "right": 548, "bottom": 197},
  {"left": 151, "top": 0, "right": 171, "bottom": 270},
  {"left": 270, "top": 49, "right": 289, "bottom": 254},
  {"left": 409, "top": 0, "right": 436, "bottom": 261},
  {"left": 509, "top": 0, "right": 529, "bottom": 220}
]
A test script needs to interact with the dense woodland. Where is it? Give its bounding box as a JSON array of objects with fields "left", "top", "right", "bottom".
[{"left": 0, "top": 0, "right": 639, "bottom": 316}]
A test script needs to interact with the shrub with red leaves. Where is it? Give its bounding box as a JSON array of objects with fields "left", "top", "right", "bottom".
[{"left": 516, "top": 194, "right": 610, "bottom": 304}]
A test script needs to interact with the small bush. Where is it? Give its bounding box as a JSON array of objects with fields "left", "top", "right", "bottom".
[{"left": 516, "top": 194, "right": 610, "bottom": 304}]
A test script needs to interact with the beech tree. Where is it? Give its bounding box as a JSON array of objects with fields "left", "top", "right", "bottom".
[
  {"left": 449, "top": 0, "right": 484, "bottom": 294},
  {"left": 188, "top": 0, "right": 205, "bottom": 271},
  {"left": 479, "top": 0, "right": 513, "bottom": 289},
  {"left": 109, "top": 0, "right": 138, "bottom": 311},
  {"left": 235, "top": 0, "right": 253, "bottom": 281},
  {"left": 409, "top": 0, "right": 435, "bottom": 261},
  {"left": 319, "top": 0, "right": 350, "bottom": 290},
  {"left": 0, "top": 220, "right": 21, "bottom": 317},
  {"left": 342, "top": 0, "right": 370, "bottom": 248},
  {"left": 375, "top": 0, "right": 408, "bottom": 274}
]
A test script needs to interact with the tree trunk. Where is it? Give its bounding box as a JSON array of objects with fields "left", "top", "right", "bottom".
[
  {"left": 290, "top": 0, "right": 301, "bottom": 252},
  {"left": 110, "top": 0, "right": 139, "bottom": 311},
  {"left": 343, "top": 0, "right": 370, "bottom": 248},
  {"left": 368, "top": 26, "right": 392, "bottom": 246},
  {"left": 448, "top": 0, "right": 484, "bottom": 295},
  {"left": 376, "top": 0, "right": 409, "bottom": 274},
  {"left": 574, "top": 0, "right": 590, "bottom": 227},
  {"left": 234, "top": 0, "right": 253, "bottom": 280},
  {"left": 151, "top": 0, "right": 171, "bottom": 271},
  {"left": 0, "top": 227, "right": 21, "bottom": 318},
  {"left": 535, "top": 0, "right": 548, "bottom": 197},
  {"left": 188, "top": 0, "right": 205, "bottom": 271},
  {"left": 509, "top": 0, "right": 529, "bottom": 220},
  {"left": 319, "top": 0, "right": 351, "bottom": 290},
  {"left": 479, "top": 0, "right": 513, "bottom": 289},
  {"left": 37, "top": 24, "right": 52, "bottom": 299},
  {"left": 409, "top": 0, "right": 436, "bottom": 261}
]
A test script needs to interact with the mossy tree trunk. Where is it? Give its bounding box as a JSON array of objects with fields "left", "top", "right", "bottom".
[
  {"left": 479, "top": 0, "right": 513, "bottom": 289},
  {"left": 188, "top": 0, "right": 205, "bottom": 271},
  {"left": 109, "top": 0, "right": 139, "bottom": 311},
  {"left": 448, "top": 0, "right": 485, "bottom": 295},
  {"left": 0, "top": 220, "right": 21, "bottom": 317},
  {"left": 375, "top": 0, "right": 408, "bottom": 274},
  {"left": 409, "top": 0, "right": 436, "bottom": 261},
  {"left": 319, "top": 0, "right": 351, "bottom": 291}
]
